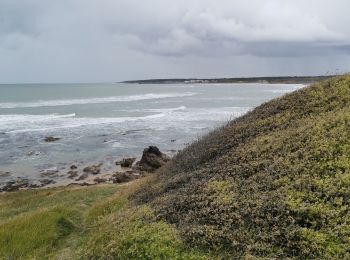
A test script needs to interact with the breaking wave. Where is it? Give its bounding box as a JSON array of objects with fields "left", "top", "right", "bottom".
[{"left": 0, "top": 93, "right": 198, "bottom": 109}]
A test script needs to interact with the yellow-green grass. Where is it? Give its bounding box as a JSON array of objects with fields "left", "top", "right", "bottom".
[
  {"left": 0, "top": 184, "right": 119, "bottom": 258},
  {"left": 0, "top": 180, "right": 208, "bottom": 259}
]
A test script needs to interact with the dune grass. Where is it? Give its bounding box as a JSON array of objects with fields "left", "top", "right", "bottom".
[
  {"left": 0, "top": 207, "right": 76, "bottom": 258},
  {"left": 0, "top": 180, "right": 207, "bottom": 259},
  {"left": 0, "top": 184, "right": 119, "bottom": 258}
]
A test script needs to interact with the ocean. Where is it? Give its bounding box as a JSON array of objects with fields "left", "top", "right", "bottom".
[{"left": 0, "top": 82, "right": 304, "bottom": 183}]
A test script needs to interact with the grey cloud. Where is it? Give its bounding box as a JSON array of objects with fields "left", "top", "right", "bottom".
[
  {"left": 0, "top": 0, "right": 349, "bottom": 82},
  {"left": 1, "top": 0, "right": 348, "bottom": 55},
  {"left": 113, "top": 2, "right": 349, "bottom": 57}
]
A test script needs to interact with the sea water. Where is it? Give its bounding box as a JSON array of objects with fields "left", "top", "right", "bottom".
[{"left": 0, "top": 82, "right": 304, "bottom": 183}]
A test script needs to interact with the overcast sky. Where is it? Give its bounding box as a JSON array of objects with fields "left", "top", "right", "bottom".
[{"left": 1, "top": 0, "right": 350, "bottom": 83}]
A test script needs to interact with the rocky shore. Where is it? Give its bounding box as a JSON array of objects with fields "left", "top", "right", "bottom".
[{"left": 0, "top": 146, "right": 170, "bottom": 192}]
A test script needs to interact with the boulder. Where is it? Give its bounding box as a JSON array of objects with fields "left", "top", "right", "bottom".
[
  {"left": 40, "top": 167, "right": 59, "bottom": 177},
  {"left": 110, "top": 171, "right": 141, "bottom": 183},
  {"left": 44, "top": 136, "right": 61, "bottom": 142},
  {"left": 94, "top": 177, "right": 107, "bottom": 184},
  {"left": 75, "top": 172, "right": 89, "bottom": 181},
  {"left": 39, "top": 179, "right": 56, "bottom": 186},
  {"left": 27, "top": 182, "right": 42, "bottom": 189},
  {"left": 116, "top": 157, "right": 136, "bottom": 168},
  {"left": 77, "top": 182, "right": 92, "bottom": 187},
  {"left": 0, "top": 178, "right": 30, "bottom": 192},
  {"left": 135, "top": 146, "right": 170, "bottom": 172},
  {"left": 0, "top": 178, "right": 56, "bottom": 192},
  {"left": 70, "top": 165, "right": 78, "bottom": 170},
  {"left": 83, "top": 163, "right": 102, "bottom": 175},
  {"left": 67, "top": 171, "right": 79, "bottom": 179}
]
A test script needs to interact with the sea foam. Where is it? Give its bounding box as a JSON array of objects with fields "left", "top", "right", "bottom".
[
  {"left": 1, "top": 113, "right": 166, "bottom": 134},
  {"left": 0, "top": 93, "right": 198, "bottom": 109}
]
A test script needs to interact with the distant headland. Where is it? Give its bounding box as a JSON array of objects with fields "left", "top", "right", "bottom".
[{"left": 121, "top": 75, "right": 334, "bottom": 84}]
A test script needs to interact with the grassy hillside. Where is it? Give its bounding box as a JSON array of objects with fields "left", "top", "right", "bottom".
[
  {"left": 136, "top": 75, "right": 350, "bottom": 258},
  {"left": 0, "top": 181, "right": 207, "bottom": 259},
  {"left": 1, "top": 75, "right": 349, "bottom": 259},
  {"left": 0, "top": 184, "right": 119, "bottom": 258}
]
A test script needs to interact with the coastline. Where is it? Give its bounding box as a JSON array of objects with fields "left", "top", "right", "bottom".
[
  {"left": 0, "top": 82, "right": 309, "bottom": 192},
  {"left": 0, "top": 146, "right": 173, "bottom": 192},
  {"left": 1, "top": 76, "right": 349, "bottom": 258},
  {"left": 121, "top": 75, "right": 334, "bottom": 84}
]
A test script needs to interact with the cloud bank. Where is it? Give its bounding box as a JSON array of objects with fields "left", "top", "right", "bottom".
[{"left": 0, "top": 0, "right": 349, "bottom": 82}]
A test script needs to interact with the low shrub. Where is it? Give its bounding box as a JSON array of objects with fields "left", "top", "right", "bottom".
[{"left": 136, "top": 75, "right": 350, "bottom": 258}]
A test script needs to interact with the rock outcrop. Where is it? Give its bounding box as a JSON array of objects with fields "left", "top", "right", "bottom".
[
  {"left": 83, "top": 163, "right": 102, "bottom": 175},
  {"left": 40, "top": 167, "right": 59, "bottom": 177},
  {"left": 75, "top": 172, "right": 89, "bottom": 181},
  {"left": 0, "top": 178, "right": 55, "bottom": 192},
  {"left": 116, "top": 158, "right": 136, "bottom": 168},
  {"left": 44, "top": 136, "right": 61, "bottom": 142},
  {"left": 67, "top": 171, "right": 79, "bottom": 179},
  {"left": 110, "top": 171, "right": 141, "bottom": 183},
  {"left": 135, "top": 146, "right": 170, "bottom": 172}
]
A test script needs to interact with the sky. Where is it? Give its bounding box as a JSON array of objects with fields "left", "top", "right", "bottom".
[{"left": 0, "top": 0, "right": 350, "bottom": 83}]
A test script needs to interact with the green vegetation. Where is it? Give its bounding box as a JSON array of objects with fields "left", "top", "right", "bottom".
[
  {"left": 1, "top": 75, "right": 349, "bottom": 258},
  {"left": 82, "top": 205, "right": 207, "bottom": 259},
  {"left": 0, "top": 181, "right": 204, "bottom": 259},
  {"left": 137, "top": 75, "right": 350, "bottom": 258},
  {"left": 0, "top": 185, "right": 119, "bottom": 258}
]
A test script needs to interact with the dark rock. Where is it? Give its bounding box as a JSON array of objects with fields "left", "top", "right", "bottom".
[
  {"left": 122, "top": 128, "right": 150, "bottom": 136},
  {"left": 39, "top": 179, "right": 55, "bottom": 186},
  {"left": 68, "top": 182, "right": 92, "bottom": 187},
  {"left": 110, "top": 171, "right": 141, "bottom": 183},
  {"left": 70, "top": 165, "right": 78, "bottom": 170},
  {"left": 75, "top": 172, "right": 89, "bottom": 181},
  {"left": 83, "top": 163, "right": 102, "bottom": 175},
  {"left": 44, "top": 136, "right": 61, "bottom": 142},
  {"left": 147, "top": 146, "right": 162, "bottom": 156},
  {"left": 135, "top": 146, "right": 170, "bottom": 172},
  {"left": 0, "top": 181, "right": 16, "bottom": 192},
  {"left": 40, "top": 168, "right": 59, "bottom": 177},
  {"left": 27, "top": 183, "right": 42, "bottom": 189},
  {"left": 171, "top": 139, "right": 176, "bottom": 142},
  {"left": 0, "top": 178, "right": 56, "bottom": 192},
  {"left": 94, "top": 177, "right": 107, "bottom": 184},
  {"left": 78, "top": 182, "right": 93, "bottom": 186},
  {"left": 116, "top": 157, "right": 136, "bottom": 168},
  {"left": 0, "top": 178, "right": 30, "bottom": 192},
  {"left": 67, "top": 171, "right": 79, "bottom": 179}
]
